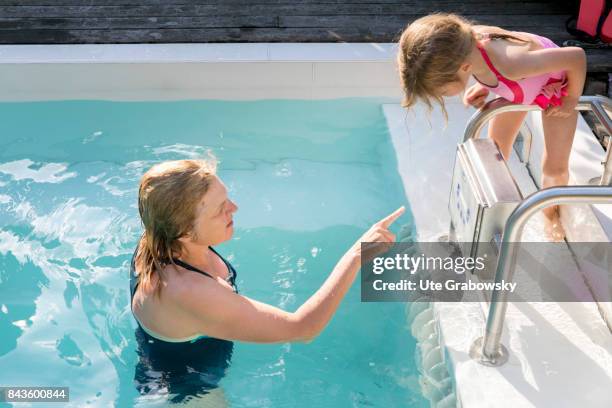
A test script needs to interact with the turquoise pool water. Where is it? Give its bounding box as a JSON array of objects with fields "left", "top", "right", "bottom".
[{"left": 0, "top": 99, "right": 426, "bottom": 407}]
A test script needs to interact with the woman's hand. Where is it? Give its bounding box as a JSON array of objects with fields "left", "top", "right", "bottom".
[
  {"left": 463, "top": 84, "right": 490, "bottom": 109},
  {"left": 544, "top": 95, "right": 578, "bottom": 118},
  {"left": 351, "top": 206, "right": 405, "bottom": 262}
]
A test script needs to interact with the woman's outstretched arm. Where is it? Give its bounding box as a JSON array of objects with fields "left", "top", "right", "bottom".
[{"left": 175, "top": 207, "right": 405, "bottom": 343}]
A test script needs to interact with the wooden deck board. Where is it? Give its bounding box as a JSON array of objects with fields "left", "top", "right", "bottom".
[
  {"left": 0, "top": 1, "right": 608, "bottom": 72},
  {"left": 0, "top": 3, "right": 573, "bottom": 18}
]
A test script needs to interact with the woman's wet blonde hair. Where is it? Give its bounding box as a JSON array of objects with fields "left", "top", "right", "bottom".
[
  {"left": 135, "top": 158, "right": 217, "bottom": 298},
  {"left": 397, "top": 13, "right": 476, "bottom": 117}
]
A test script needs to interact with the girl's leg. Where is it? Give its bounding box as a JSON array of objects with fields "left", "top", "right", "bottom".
[
  {"left": 541, "top": 111, "right": 578, "bottom": 239},
  {"left": 487, "top": 111, "right": 529, "bottom": 160}
]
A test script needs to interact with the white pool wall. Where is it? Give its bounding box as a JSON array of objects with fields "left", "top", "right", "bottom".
[{"left": 0, "top": 43, "right": 402, "bottom": 101}]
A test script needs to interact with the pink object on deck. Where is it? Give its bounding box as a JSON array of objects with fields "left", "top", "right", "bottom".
[
  {"left": 576, "top": 0, "right": 606, "bottom": 37},
  {"left": 601, "top": 10, "right": 612, "bottom": 43},
  {"left": 474, "top": 33, "right": 568, "bottom": 109}
]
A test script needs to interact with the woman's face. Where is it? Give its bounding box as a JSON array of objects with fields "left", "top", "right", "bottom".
[{"left": 190, "top": 176, "right": 238, "bottom": 246}]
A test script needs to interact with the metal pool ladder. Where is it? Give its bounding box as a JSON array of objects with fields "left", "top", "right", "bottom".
[
  {"left": 456, "top": 95, "right": 612, "bottom": 366},
  {"left": 463, "top": 95, "right": 612, "bottom": 185}
]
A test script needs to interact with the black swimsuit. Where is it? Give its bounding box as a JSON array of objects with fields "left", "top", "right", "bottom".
[{"left": 130, "top": 247, "right": 239, "bottom": 402}]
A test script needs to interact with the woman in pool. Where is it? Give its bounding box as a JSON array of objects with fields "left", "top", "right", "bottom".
[{"left": 130, "top": 158, "right": 403, "bottom": 401}]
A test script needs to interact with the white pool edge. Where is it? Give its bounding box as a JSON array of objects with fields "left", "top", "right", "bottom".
[
  {"left": 0, "top": 43, "right": 403, "bottom": 102},
  {"left": 0, "top": 43, "right": 398, "bottom": 64}
]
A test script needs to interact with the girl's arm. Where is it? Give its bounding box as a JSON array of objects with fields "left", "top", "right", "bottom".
[
  {"left": 463, "top": 83, "right": 490, "bottom": 108},
  {"left": 176, "top": 207, "right": 404, "bottom": 343},
  {"left": 503, "top": 46, "right": 587, "bottom": 101}
]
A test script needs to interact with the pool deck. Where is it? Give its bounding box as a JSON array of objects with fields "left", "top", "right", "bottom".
[
  {"left": 0, "top": 0, "right": 609, "bottom": 72},
  {"left": 384, "top": 96, "right": 612, "bottom": 408}
]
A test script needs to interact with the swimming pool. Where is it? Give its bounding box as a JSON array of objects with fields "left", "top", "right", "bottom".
[{"left": 0, "top": 98, "right": 428, "bottom": 407}]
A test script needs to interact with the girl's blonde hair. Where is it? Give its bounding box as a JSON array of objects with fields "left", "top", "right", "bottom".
[
  {"left": 397, "top": 13, "right": 475, "bottom": 115},
  {"left": 397, "top": 13, "right": 529, "bottom": 116},
  {"left": 135, "top": 158, "right": 217, "bottom": 298}
]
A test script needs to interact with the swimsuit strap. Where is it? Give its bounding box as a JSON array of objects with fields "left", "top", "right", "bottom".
[
  {"left": 171, "top": 258, "right": 215, "bottom": 279},
  {"left": 475, "top": 41, "right": 524, "bottom": 104},
  {"left": 209, "top": 246, "right": 237, "bottom": 283},
  {"left": 173, "top": 247, "right": 237, "bottom": 291},
  {"left": 131, "top": 247, "right": 238, "bottom": 298},
  {"left": 475, "top": 41, "right": 504, "bottom": 81}
]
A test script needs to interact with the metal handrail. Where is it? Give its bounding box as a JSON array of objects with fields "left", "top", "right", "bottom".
[
  {"left": 470, "top": 186, "right": 612, "bottom": 366},
  {"left": 462, "top": 95, "right": 612, "bottom": 185}
]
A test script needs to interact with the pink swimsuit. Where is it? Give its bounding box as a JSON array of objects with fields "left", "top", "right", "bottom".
[{"left": 475, "top": 34, "right": 568, "bottom": 109}]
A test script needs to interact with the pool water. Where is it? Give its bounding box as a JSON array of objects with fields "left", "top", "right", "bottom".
[{"left": 0, "top": 99, "right": 427, "bottom": 407}]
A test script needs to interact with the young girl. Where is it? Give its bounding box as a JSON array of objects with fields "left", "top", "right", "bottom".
[{"left": 397, "top": 13, "right": 586, "bottom": 240}]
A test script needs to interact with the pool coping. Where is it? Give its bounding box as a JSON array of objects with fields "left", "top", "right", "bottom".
[
  {"left": 0, "top": 43, "right": 403, "bottom": 101},
  {"left": 0, "top": 43, "right": 397, "bottom": 63}
]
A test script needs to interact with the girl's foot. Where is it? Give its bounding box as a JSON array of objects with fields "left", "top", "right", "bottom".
[{"left": 544, "top": 207, "right": 566, "bottom": 242}]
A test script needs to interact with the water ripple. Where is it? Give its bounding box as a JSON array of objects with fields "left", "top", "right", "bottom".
[{"left": 0, "top": 159, "right": 76, "bottom": 183}]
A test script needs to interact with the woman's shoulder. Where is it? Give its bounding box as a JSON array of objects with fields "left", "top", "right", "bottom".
[
  {"left": 134, "top": 263, "right": 204, "bottom": 303},
  {"left": 134, "top": 259, "right": 237, "bottom": 329},
  {"left": 164, "top": 263, "right": 235, "bottom": 312},
  {"left": 132, "top": 265, "right": 215, "bottom": 340},
  {"left": 135, "top": 265, "right": 216, "bottom": 314},
  {"left": 161, "top": 263, "right": 211, "bottom": 296}
]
